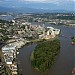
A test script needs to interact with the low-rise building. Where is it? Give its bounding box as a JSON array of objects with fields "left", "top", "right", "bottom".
[{"left": 2, "top": 44, "right": 17, "bottom": 75}]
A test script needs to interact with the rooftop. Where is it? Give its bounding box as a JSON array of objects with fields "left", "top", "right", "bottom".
[{"left": 2, "top": 44, "right": 16, "bottom": 51}]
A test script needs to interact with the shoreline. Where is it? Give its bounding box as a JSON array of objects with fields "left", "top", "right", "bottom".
[{"left": 30, "top": 38, "right": 60, "bottom": 72}]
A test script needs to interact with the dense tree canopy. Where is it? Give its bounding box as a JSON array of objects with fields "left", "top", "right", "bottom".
[{"left": 30, "top": 39, "right": 60, "bottom": 72}]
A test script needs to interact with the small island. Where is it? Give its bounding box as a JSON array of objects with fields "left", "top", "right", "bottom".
[
  {"left": 71, "top": 36, "right": 75, "bottom": 45},
  {"left": 30, "top": 39, "right": 60, "bottom": 72}
]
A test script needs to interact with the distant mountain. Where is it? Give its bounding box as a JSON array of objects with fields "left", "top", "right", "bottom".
[
  {"left": 0, "top": 6, "right": 16, "bottom": 12},
  {"left": 14, "top": 7, "right": 45, "bottom": 13},
  {"left": 0, "top": 6, "right": 74, "bottom": 13},
  {"left": 0, "top": 6, "right": 44, "bottom": 13}
]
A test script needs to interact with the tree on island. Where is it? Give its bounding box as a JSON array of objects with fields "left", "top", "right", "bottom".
[{"left": 30, "top": 39, "right": 60, "bottom": 72}]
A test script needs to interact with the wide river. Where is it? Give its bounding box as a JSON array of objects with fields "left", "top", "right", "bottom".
[{"left": 17, "top": 23, "right": 75, "bottom": 75}]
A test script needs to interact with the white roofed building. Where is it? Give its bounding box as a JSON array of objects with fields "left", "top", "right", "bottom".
[{"left": 2, "top": 44, "right": 17, "bottom": 64}]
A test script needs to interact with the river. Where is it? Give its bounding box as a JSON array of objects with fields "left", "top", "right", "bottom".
[
  {"left": 0, "top": 15, "right": 14, "bottom": 21},
  {"left": 17, "top": 23, "right": 75, "bottom": 75}
]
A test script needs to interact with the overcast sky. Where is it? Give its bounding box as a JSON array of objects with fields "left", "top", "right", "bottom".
[{"left": 0, "top": 0, "right": 74, "bottom": 2}]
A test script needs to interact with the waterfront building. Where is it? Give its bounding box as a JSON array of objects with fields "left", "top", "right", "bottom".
[
  {"left": 2, "top": 44, "right": 17, "bottom": 75},
  {"left": 2, "top": 44, "right": 17, "bottom": 59},
  {"left": 11, "top": 64, "right": 18, "bottom": 75}
]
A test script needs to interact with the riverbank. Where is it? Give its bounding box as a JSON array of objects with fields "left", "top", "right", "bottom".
[{"left": 6, "top": 38, "right": 29, "bottom": 49}]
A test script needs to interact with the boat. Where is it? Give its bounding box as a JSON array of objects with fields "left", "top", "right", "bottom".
[
  {"left": 71, "top": 42, "right": 75, "bottom": 45},
  {"left": 17, "top": 52, "right": 19, "bottom": 54}
]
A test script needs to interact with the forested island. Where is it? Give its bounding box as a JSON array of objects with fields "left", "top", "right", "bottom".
[{"left": 30, "top": 39, "right": 60, "bottom": 72}]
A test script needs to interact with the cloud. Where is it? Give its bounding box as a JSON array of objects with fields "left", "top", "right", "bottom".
[
  {"left": 0, "top": 0, "right": 74, "bottom": 3},
  {"left": 18, "top": 0, "right": 48, "bottom": 3},
  {"left": 24, "top": 0, "right": 47, "bottom": 1},
  {"left": 19, "top": 0, "right": 75, "bottom": 2}
]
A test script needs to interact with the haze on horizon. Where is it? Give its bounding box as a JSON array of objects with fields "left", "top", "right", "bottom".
[{"left": 0, "top": 0, "right": 75, "bottom": 12}]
